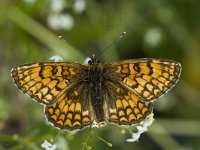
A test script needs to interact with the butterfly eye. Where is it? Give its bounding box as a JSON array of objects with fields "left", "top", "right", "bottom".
[{"left": 88, "top": 60, "right": 92, "bottom": 65}]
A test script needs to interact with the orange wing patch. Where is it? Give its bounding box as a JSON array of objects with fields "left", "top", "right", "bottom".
[
  {"left": 45, "top": 94, "right": 92, "bottom": 130},
  {"left": 104, "top": 59, "right": 181, "bottom": 102},
  {"left": 104, "top": 82, "right": 153, "bottom": 125},
  {"left": 11, "top": 62, "right": 86, "bottom": 104}
]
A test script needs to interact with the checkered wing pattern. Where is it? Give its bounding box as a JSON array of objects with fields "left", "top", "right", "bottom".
[
  {"left": 45, "top": 82, "right": 93, "bottom": 130},
  {"left": 11, "top": 62, "right": 94, "bottom": 130},
  {"left": 104, "top": 59, "right": 181, "bottom": 102},
  {"left": 11, "top": 62, "right": 87, "bottom": 105},
  {"left": 103, "top": 81, "right": 153, "bottom": 125}
]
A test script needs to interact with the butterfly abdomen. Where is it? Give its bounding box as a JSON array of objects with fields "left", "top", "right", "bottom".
[
  {"left": 91, "top": 84, "right": 105, "bottom": 123},
  {"left": 87, "top": 64, "right": 106, "bottom": 124}
]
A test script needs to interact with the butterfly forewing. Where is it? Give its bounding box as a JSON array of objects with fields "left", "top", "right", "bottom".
[
  {"left": 104, "top": 59, "right": 181, "bottom": 102},
  {"left": 11, "top": 62, "right": 87, "bottom": 105}
]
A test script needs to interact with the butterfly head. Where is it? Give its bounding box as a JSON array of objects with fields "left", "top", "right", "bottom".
[{"left": 88, "top": 54, "right": 100, "bottom": 65}]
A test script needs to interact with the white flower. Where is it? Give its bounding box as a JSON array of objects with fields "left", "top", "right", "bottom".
[
  {"left": 73, "top": 0, "right": 86, "bottom": 14},
  {"left": 50, "top": 0, "right": 65, "bottom": 13},
  {"left": 56, "top": 136, "right": 69, "bottom": 150},
  {"left": 47, "top": 13, "right": 74, "bottom": 30},
  {"left": 83, "top": 57, "right": 90, "bottom": 65},
  {"left": 144, "top": 28, "right": 162, "bottom": 47},
  {"left": 136, "top": 126, "right": 148, "bottom": 133},
  {"left": 126, "top": 131, "right": 141, "bottom": 142},
  {"left": 91, "top": 120, "right": 100, "bottom": 128},
  {"left": 49, "top": 55, "right": 63, "bottom": 62},
  {"left": 140, "top": 113, "right": 154, "bottom": 127},
  {"left": 41, "top": 140, "right": 57, "bottom": 150},
  {"left": 126, "top": 113, "right": 154, "bottom": 142}
]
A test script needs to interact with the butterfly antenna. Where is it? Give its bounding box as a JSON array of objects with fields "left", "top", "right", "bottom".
[
  {"left": 97, "top": 32, "right": 126, "bottom": 58},
  {"left": 58, "top": 35, "right": 66, "bottom": 42},
  {"left": 58, "top": 35, "right": 90, "bottom": 59}
]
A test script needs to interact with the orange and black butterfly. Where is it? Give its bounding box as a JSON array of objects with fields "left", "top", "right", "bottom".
[{"left": 11, "top": 55, "right": 181, "bottom": 130}]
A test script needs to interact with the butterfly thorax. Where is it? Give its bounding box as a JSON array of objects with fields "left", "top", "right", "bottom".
[{"left": 87, "top": 54, "right": 104, "bottom": 83}]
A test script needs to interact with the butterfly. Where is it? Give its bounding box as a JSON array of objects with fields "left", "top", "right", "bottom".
[{"left": 11, "top": 54, "right": 181, "bottom": 130}]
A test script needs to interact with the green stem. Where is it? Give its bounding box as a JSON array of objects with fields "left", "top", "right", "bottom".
[{"left": 8, "top": 7, "right": 85, "bottom": 62}]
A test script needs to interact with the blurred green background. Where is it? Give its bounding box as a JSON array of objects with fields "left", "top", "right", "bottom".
[{"left": 0, "top": 0, "right": 200, "bottom": 150}]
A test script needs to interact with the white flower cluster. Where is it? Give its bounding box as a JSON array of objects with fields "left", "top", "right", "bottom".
[
  {"left": 41, "top": 140, "right": 57, "bottom": 150},
  {"left": 47, "top": 0, "right": 86, "bottom": 30},
  {"left": 49, "top": 55, "right": 64, "bottom": 62},
  {"left": 126, "top": 113, "right": 154, "bottom": 142},
  {"left": 144, "top": 28, "right": 162, "bottom": 47}
]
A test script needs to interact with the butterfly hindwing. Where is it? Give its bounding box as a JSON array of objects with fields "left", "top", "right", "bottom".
[
  {"left": 104, "top": 59, "right": 181, "bottom": 102},
  {"left": 103, "top": 81, "right": 153, "bottom": 125},
  {"left": 45, "top": 82, "right": 93, "bottom": 130}
]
